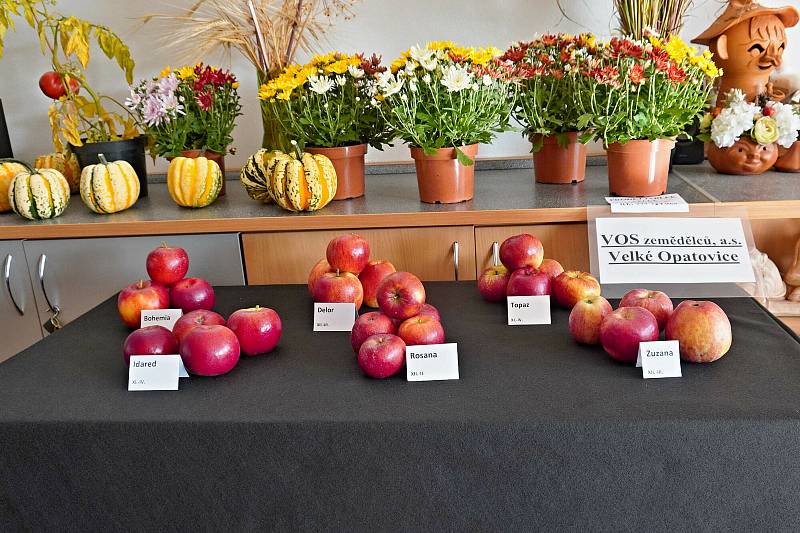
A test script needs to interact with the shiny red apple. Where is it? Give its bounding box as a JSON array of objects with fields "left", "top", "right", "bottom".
[
  {"left": 146, "top": 243, "right": 189, "bottom": 285},
  {"left": 569, "top": 296, "right": 613, "bottom": 345},
  {"left": 417, "top": 303, "right": 441, "bottom": 322},
  {"left": 170, "top": 277, "right": 215, "bottom": 313},
  {"left": 552, "top": 271, "right": 601, "bottom": 309},
  {"left": 359, "top": 260, "right": 396, "bottom": 308},
  {"left": 499, "top": 233, "right": 544, "bottom": 271},
  {"left": 538, "top": 258, "right": 564, "bottom": 280},
  {"left": 506, "top": 267, "right": 551, "bottom": 296},
  {"left": 376, "top": 271, "right": 426, "bottom": 320},
  {"left": 326, "top": 233, "right": 370, "bottom": 274},
  {"left": 227, "top": 306, "right": 282, "bottom": 357},
  {"left": 666, "top": 300, "right": 732, "bottom": 363},
  {"left": 351, "top": 311, "right": 397, "bottom": 353},
  {"left": 397, "top": 315, "right": 445, "bottom": 346},
  {"left": 180, "top": 325, "right": 240, "bottom": 376},
  {"left": 308, "top": 258, "right": 334, "bottom": 296},
  {"left": 117, "top": 280, "right": 170, "bottom": 328},
  {"left": 172, "top": 309, "right": 227, "bottom": 343},
  {"left": 358, "top": 334, "right": 406, "bottom": 379},
  {"left": 122, "top": 325, "right": 179, "bottom": 366},
  {"left": 620, "top": 289, "right": 674, "bottom": 331},
  {"left": 599, "top": 306, "right": 659, "bottom": 364},
  {"left": 477, "top": 265, "right": 510, "bottom": 302},
  {"left": 313, "top": 270, "right": 364, "bottom": 309}
]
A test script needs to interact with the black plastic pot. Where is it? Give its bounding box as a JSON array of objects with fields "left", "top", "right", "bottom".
[
  {"left": 671, "top": 117, "right": 704, "bottom": 166},
  {"left": 71, "top": 136, "right": 148, "bottom": 196},
  {"left": 0, "top": 99, "right": 12, "bottom": 158}
]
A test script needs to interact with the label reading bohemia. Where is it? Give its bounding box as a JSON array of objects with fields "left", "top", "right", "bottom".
[
  {"left": 406, "top": 343, "right": 459, "bottom": 381},
  {"left": 313, "top": 302, "right": 357, "bottom": 332},
  {"left": 140, "top": 309, "right": 183, "bottom": 330}
]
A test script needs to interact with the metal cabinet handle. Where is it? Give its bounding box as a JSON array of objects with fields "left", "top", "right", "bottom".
[
  {"left": 452, "top": 241, "right": 460, "bottom": 281},
  {"left": 492, "top": 241, "right": 500, "bottom": 266},
  {"left": 3, "top": 254, "right": 23, "bottom": 315},
  {"left": 37, "top": 254, "right": 60, "bottom": 315}
]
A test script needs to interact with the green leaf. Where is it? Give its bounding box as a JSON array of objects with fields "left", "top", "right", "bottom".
[{"left": 455, "top": 147, "right": 474, "bottom": 166}]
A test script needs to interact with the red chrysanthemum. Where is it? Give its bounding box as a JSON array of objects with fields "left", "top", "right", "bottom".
[
  {"left": 196, "top": 91, "right": 213, "bottom": 111},
  {"left": 628, "top": 63, "right": 645, "bottom": 85}
]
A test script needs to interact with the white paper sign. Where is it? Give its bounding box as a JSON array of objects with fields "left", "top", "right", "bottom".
[
  {"left": 128, "top": 355, "right": 180, "bottom": 391},
  {"left": 406, "top": 343, "right": 459, "bottom": 381},
  {"left": 313, "top": 302, "right": 356, "bottom": 331},
  {"left": 507, "top": 296, "right": 551, "bottom": 325},
  {"left": 636, "top": 340, "right": 681, "bottom": 379},
  {"left": 605, "top": 193, "right": 689, "bottom": 213},
  {"left": 140, "top": 309, "right": 183, "bottom": 330},
  {"left": 596, "top": 217, "right": 754, "bottom": 285}
]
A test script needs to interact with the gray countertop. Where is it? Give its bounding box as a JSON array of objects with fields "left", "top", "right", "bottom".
[{"left": 672, "top": 162, "right": 800, "bottom": 203}]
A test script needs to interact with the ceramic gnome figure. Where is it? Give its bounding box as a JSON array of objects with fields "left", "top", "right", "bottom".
[{"left": 692, "top": 0, "right": 799, "bottom": 104}]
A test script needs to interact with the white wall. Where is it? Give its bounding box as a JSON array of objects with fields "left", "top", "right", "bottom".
[{"left": 0, "top": 0, "right": 798, "bottom": 171}]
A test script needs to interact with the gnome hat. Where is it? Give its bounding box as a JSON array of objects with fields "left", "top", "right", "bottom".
[{"left": 692, "top": 0, "right": 799, "bottom": 46}]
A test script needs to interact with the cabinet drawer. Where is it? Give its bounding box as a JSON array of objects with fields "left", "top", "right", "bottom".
[
  {"left": 475, "top": 224, "right": 590, "bottom": 272},
  {"left": 243, "top": 226, "right": 476, "bottom": 284}
]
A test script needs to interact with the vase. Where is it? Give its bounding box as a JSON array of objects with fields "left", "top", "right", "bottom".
[
  {"left": 531, "top": 133, "right": 586, "bottom": 184},
  {"left": 410, "top": 144, "right": 478, "bottom": 204},
  {"left": 180, "top": 149, "right": 226, "bottom": 196},
  {"left": 706, "top": 138, "right": 779, "bottom": 175},
  {"left": 71, "top": 136, "right": 148, "bottom": 197},
  {"left": 774, "top": 141, "right": 800, "bottom": 173},
  {"left": 606, "top": 139, "right": 675, "bottom": 197},
  {"left": 0, "top": 99, "right": 12, "bottom": 158},
  {"left": 257, "top": 70, "right": 288, "bottom": 152},
  {"left": 306, "top": 144, "right": 367, "bottom": 200}
]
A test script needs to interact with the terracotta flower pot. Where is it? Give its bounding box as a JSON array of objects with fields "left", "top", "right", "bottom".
[
  {"left": 306, "top": 144, "right": 367, "bottom": 200},
  {"left": 531, "top": 132, "right": 587, "bottom": 184},
  {"left": 410, "top": 144, "right": 478, "bottom": 204},
  {"left": 706, "top": 138, "right": 779, "bottom": 175},
  {"left": 180, "top": 149, "right": 226, "bottom": 196},
  {"left": 774, "top": 141, "right": 800, "bottom": 173},
  {"left": 606, "top": 139, "right": 675, "bottom": 197}
]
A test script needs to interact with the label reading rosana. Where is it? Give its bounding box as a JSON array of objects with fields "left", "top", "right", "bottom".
[
  {"left": 128, "top": 355, "right": 180, "bottom": 391},
  {"left": 313, "top": 302, "right": 356, "bottom": 332},
  {"left": 507, "top": 295, "right": 551, "bottom": 325},
  {"left": 636, "top": 340, "right": 681, "bottom": 379},
  {"left": 406, "top": 343, "right": 459, "bottom": 381},
  {"left": 596, "top": 217, "right": 754, "bottom": 284}
]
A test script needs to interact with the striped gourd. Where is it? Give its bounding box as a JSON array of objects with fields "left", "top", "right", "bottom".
[
  {"left": 239, "top": 149, "right": 283, "bottom": 203},
  {"left": 167, "top": 156, "right": 223, "bottom": 208},
  {"left": 8, "top": 168, "right": 70, "bottom": 220},
  {"left": 79, "top": 154, "right": 140, "bottom": 214},
  {"left": 0, "top": 160, "right": 30, "bottom": 213},
  {"left": 34, "top": 152, "right": 81, "bottom": 193}
]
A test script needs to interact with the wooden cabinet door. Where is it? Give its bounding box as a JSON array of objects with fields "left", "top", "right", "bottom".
[
  {"left": 243, "top": 226, "right": 476, "bottom": 285},
  {"left": 0, "top": 240, "right": 43, "bottom": 362},
  {"left": 474, "top": 223, "right": 590, "bottom": 273}
]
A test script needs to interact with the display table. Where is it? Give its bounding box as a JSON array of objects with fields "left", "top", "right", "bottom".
[{"left": 1, "top": 283, "right": 800, "bottom": 531}]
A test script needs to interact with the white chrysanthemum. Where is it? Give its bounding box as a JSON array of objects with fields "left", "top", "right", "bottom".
[
  {"left": 419, "top": 56, "right": 438, "bottom": 71},
  {"left": 308, "top": 75, "right": 335, "bottom": 95},
  {"left": 711, "top": 97, "right": 760, "bottom": 148},
  {"left": 440, "top": 64, "right": 473, "bottom": 93},
  {"left": 378, "top": 73, "right": 404, "bottom": 97},
  {"left": 482, "top": 74, "right": 493, "bottom": 86},
  {"left": 348, "top": 65, "right": 365, "bottom": 79},
  {"left": 422, "top": 73, "right": 432, "bottom": 84},
  {"left": 335, "top": 75, "right": 347, "bottom": 87},
  {"left": 767, "top": 102, "right": 800, "bottom": 148},
  {"left": 408, "top": 45, "right": 430, "bottom": 63},
  {"left": 409, "top": 79, "right": 418, "bottom": 93}
]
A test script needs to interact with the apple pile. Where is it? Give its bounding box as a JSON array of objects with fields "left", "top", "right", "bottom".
[{"left": 120, "top": 243, "right": 283, "bottom": 377}]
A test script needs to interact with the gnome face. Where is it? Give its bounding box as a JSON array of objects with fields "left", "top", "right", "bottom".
[{"left": 713, "top": 15, "right": 787, "bottom": 80}]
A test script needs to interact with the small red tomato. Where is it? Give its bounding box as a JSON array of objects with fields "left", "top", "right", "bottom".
[{"left": 38, "top": 71, "right": 79, "bottom": 99}]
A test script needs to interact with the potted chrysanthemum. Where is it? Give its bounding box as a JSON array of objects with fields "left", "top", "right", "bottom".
[
  {"left": 699, "top": 89, "right": 800, "bottom": 175},
  {"left": 377, "top": 41, "right": 514, "bottom": 203},
  {"left": 258, "top": 52, "right": 392, "bottom": 199},
  {"left": 774, "top": 93, "right": 800, "bottom": 173},
  {"left": 575, "top": 35, "right": 720, "bottom": 196},
  {"left": 502, "top": 34, "right": 596, "bottom": 184}
]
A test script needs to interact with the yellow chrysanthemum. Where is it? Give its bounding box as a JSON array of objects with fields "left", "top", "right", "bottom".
[
  {"left": 648, "top": 35, "right": 664, "bottom": 49},
  {"left": 159, "top": 66, "right": 171, "bottom": 78},
  {"left": 176, "top": 66, "right": 195, "bottom": 80},
  {"left": 258, "top": 84, "right": 276, "bottom": 101},
  {"left": 468, "top": 47, "right": 501, "bottom": 65},
  {"left": 664, "top": 37, "right": 690, "bottom": 63},
  {"left": 323, "top": 59, "right": 351, "bottom": 75},
  {"left": 391, "top": 50, "right": 412, "bottom": 73},
  {"left": 428, "top": 40, "right": 457, "bottom": 51},
  {"left": 232, "top": 81, "right": 239, "bottom": 89},
  {"left": 311, "top": 52, "right": 336, "bottom": 66},
  {"left": 276, "top": 89, "right": 293, "bottom": 101}
]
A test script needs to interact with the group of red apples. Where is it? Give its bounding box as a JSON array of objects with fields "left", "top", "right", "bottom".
[
  {"left": 119, "top": 244, "right": 282, "bottom": 377},
  {"left": 308, "top": 233, "right": 444, "bottom": 379}
]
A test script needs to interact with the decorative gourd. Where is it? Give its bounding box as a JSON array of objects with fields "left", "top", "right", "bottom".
[
  {"left": 34, "top": 152, "right": 81, "bottom": 193},
  {"left": 167, "top": 156, "right": 223, "bottom": 208},
  {"left": 79, "top": 153, "right": 140, "bottom": 214},
  {"left": 8, "top": 168, "right": 70, "bottom": 220},
  {"left": 240, "top": 149, "right": 280, "bottom": 204},
  {"left": 0, "top": 160, "right": 30, "bottom": 213}
]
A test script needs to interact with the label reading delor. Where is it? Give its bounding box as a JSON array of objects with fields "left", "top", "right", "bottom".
[{"left": 313, "top": 302, "right": 357, "bottom": 332}]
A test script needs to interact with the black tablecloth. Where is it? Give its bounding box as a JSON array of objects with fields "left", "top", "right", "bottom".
[{"left": 1, "top": 283, "right": 800, "bottom": 532}]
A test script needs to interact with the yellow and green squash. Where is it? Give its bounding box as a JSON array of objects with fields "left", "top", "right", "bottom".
[{"left": 79, "top": 154, "right": 140, "bottom": 214}]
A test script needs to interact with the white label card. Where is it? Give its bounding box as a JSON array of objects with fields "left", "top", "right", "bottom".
[
  {"left": 507, "top": 296, "right": 551, "bottom": 325},
  {"left": 140, "top": 309, "right": 183, "bottom": 330},
  {"left": 636, "top": 340, "right": 681, "bottom": 379},
  {"left": 128, "top": 355, "right": 180, "bottom": 391},
  {"left": 605, "top": 193, "right": 689, "bottom": 213},
  {"left": 406, "top": 343, "right": 459, "bottom": 382},
  {"left": 596, "top": 217, "right": 755, "bottom": 285},
  {"left": 313, "top": 302, "right": 356, "bottom": 332}
]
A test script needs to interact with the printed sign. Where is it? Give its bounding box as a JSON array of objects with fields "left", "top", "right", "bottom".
[
  {"left": 507, "top": 296, "right": 551, "bottom": 325},
  {"left": 313, "top": 302, "right": 357, "bottom": 332},
  {"left": 128, "top": 355, "right": 180, "bottom": 391},
  {"left": 636, "top": 340, "right": 682, "bottom": 379},
  {"left": 406, "top": 343, "right": 459, "bottom": 381},
  {"left": 605, "top": 193, "right": 689, "bottom": 213}
]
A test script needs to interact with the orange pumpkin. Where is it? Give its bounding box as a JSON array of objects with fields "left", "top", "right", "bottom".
[{"left": 35, "top": 152, "right": 81, "bottom": 193}]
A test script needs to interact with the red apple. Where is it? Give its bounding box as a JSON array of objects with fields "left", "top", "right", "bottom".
[
  {"left": 477, "top": 265, "right": 510, "bottom": 302},
  {"left": 506, "top": 267, "right": 551, "bottom": 297},
  {"left": 599, "top": 306, "right": 659, "bottom": 364},
  {"left": 358, "top": 334, "right": 406, "bottom": 379},
  {"left": 351, "top": 311, "right": 397, "bottom": 353},
  {"left": 499, "top": 233, "right": 544, "bottom": 271},
  {"left": 620, "top": 289, "right": 674, "bottom": 331},
  {"left": 552, "top": 271, "right": 601, "bottom": 309},
  {"left": 538, "top": 258, "right": 564, "bottom": 280},
  {"left": 569, "top": 296, "right": 613, "bottom": 345},
  {"left": 180, "top": 325, "right": 240, "bottom": 376},
  {"left": 146, "top": 243, "right": 189, "bottom": 286},
  {"left": 359, "top": 260, "right": 397, "bottom": 308},
  {"left": 122, "top": 325, "right": 179, "bottom": 366},
  {"left": 117, "top": 280, "right": 170, "bottom": 328},
  {"left": 376, "top": 271, "right": 426, "bottom": 320},
  {"left": 313, "top": 270, "right": 364, "bottom": 309},
  {"left": 172, "top": 309, "right": 227, "bottom": 343},
  {"left": 326, "top": 233, "right": 370, "bottom": 274},
  {"left": 417, "top": 303, "right": 441, "bottom": 322},
  {"left": 170, "top": 277, "right": 215, "bottom": 313},
  {"left": 397, "top": 315, "right": 445, "bottom": 346},
  {"left": 666, "top": 300, "right": 732, "bottom": 363},
  {"left": 227, "top": 306, "right": 282, "bottom": 357},
  {"left": 308, "top": 258, "right": 334, "bottom": 296}
]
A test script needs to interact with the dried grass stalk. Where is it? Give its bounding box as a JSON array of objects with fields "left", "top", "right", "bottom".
[{"left": 614, "top": 0, "right": 694, "bottom": 39}]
